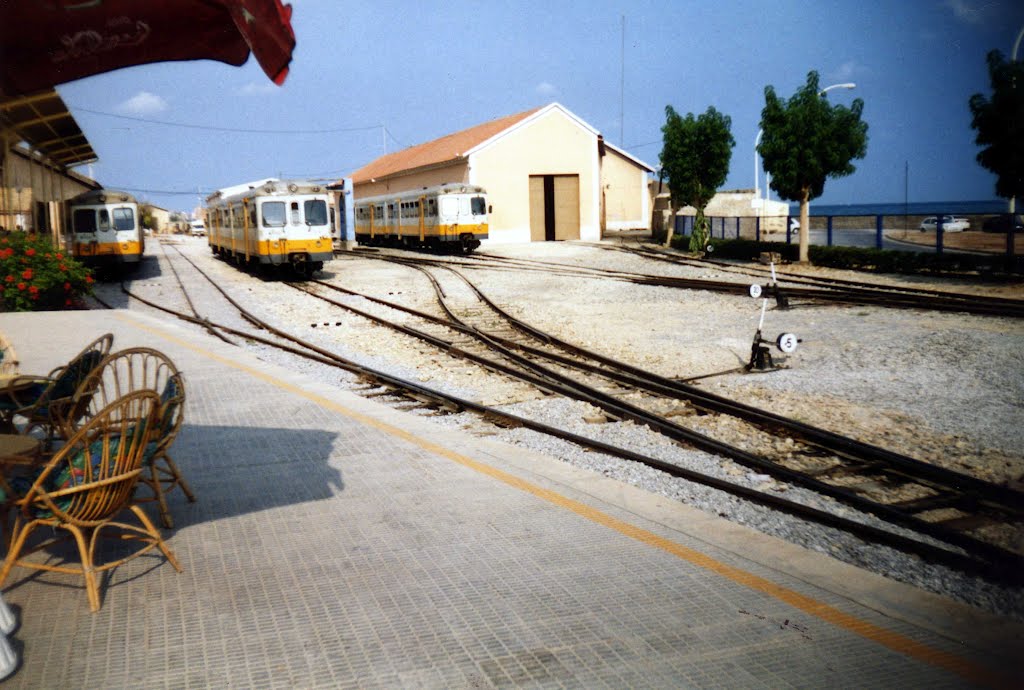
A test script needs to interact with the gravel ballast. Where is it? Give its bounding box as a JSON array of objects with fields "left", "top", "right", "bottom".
[{"left": 94, "top": 236, "right": 1024, "bottom": 621}]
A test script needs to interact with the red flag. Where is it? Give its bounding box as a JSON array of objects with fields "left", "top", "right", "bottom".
[{"left": 0, "top": 0, "right": 295, "bottom": 98}]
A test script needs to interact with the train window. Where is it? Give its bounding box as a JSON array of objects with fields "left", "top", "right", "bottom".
[
  {"left": 304, "top": 200, "right": 328, "bottom": 226},
  {"left": 248, "top": 206, "right": 257, "bottom": 227},
  {"left": 289, "top": 202, "right": 301, "bottom": 225},
  {"left": 440, "top": 197, "right": 458, "bottom": 218},
  {"left": 427, "top": 199, "right": 436, "bottom": 216},
  {"left": 262, "top": 202, "right": 286, "bottom": 226},
  {"left": 73, "top": 209, "right": 97, "bottom": 233},
  {"left": 113, "top": 207, "right": 135, "bottom": 231},
  {"left": 471, "top": 196, "right": 486, "bottom": 215},
  {"left": 98, "top": 209, "right": 111, "bottom": 231}
]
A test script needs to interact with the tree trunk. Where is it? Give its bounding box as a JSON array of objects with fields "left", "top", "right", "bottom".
[
  {"left": 663, "top": 204, "right": 679, "bottom": 247},
  {"left": 798, "top": 188, "right": 811, "bottom": 264}
]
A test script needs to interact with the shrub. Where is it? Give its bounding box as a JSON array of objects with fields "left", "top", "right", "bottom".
[{"left": 0, "top": 232, "right": 94, "bottom": 312}]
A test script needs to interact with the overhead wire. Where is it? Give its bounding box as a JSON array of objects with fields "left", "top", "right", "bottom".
[{"left": 66, "top": 104, "right": 384, "bottom": 135}]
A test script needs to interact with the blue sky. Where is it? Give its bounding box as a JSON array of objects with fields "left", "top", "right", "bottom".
[{"left": 55, "top": 0, "right": 1024, "bottom": 214}]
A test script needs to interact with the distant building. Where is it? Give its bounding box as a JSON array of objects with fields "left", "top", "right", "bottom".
[
  {"left": 347, "top": 103, "right": 654, "bottom": 243},
  {"left": 651, "top": 186, "right": 791, "bottom": 237}
]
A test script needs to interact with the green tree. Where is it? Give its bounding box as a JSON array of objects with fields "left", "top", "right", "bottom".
[
  {"left": 659, "top": 105, "right": 735, "bottom": 250},
  {"left": 759, "top": 71, "right": 868, "bottom": 262},
  {"left": 969, "top": 50, "right": 1024, "bottom": 212}
]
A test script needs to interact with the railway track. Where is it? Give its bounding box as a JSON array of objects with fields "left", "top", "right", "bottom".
[
  {"left": 108, "top": 242, "right": 1024, "bottom": 582},
  {"left": 308, "top": 258, "right": 1024, "bottom": 571},
  {"left": 341, "top": 246, "right": 1024, "bottom": 317}
]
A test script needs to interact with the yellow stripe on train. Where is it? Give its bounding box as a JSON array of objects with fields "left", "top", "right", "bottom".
[{"left": 74, "top": 241, "right": 142, "bottom": 257}]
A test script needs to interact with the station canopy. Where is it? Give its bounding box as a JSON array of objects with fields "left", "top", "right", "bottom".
[
  {"left": 0, "top": 0, "right": 296, "bottom": 98},
  {"left": 0, "top": 90, "right": 97, "bottom": 168}
]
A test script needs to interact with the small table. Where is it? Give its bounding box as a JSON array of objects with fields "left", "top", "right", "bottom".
[{"left": 0, "top": 434, "right": 41, "bottom": 467}]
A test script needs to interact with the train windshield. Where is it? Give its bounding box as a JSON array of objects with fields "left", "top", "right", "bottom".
[
  {"left": 471, "top": 196, "right": 486, "bottom": 216},
  {"left": 73, "top": 208, "right": 97, "bottom": 233},
  {"left": 304, "top": 200, "right": 328, "bottom": 226},
  {"left": 261, "top": 201, "right": 286, "bottom": 227},
  {"left": 113, "top": 207, "right": 135, "bottom": 231}
]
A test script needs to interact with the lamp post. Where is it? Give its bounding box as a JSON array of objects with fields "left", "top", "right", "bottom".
[{"left": 1010, "top": 26, "right": 1023, "bottom": 215}]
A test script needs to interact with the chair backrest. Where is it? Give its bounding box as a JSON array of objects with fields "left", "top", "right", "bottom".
[
  {"left": 24, "top": 333, "right": 114, "bottom": 425},
  {"left": 18, "top": 389, "right": 160, "bottom": 525},
  {"left": 67, "top": 347, "right": 185, "bottom": 443}
]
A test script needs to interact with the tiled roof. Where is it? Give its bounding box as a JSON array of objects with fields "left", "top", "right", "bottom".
[{"left": 350, "top": 107, "right": 542, "bottom": 183}]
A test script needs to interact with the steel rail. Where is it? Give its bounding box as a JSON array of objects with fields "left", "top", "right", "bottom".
[
  {"left": 304, "top": 271, "right": 1023, "bottom": 569},
  {"left": 125, "top": 251, "right": 1018, "bottom": 580}
]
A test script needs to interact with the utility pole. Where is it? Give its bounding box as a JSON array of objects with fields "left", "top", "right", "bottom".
[{"left": 620, "top": 15, "right": 625, "bottom": 147}]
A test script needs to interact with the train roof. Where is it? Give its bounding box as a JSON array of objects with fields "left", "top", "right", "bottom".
[
  {"left": 356, "top": 183, "right": 487, "bottom": 204},
  {"left": 68, "top": 189, "right": 137, "bottom": 205},
  {"left": 206, "top": 179, "right": 330, "bottom": 204}
]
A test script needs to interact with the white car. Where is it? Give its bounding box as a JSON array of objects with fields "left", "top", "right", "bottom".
[
  {"left": 919, "top": 215, "right": 969, "bottom": 232},
  {"left": 189, "top": 222, "right": 207, "bottom": 237}
]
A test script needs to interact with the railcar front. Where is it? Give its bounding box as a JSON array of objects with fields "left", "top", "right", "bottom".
[
  {"left": 206, "top": 180, "right": 333, "bottom": 277},
  {"left": 353, "top": 184, "right": 488, "bottom": 253},
  {"left": 68, "top": 189, "right": 144, "bottom": 271}
]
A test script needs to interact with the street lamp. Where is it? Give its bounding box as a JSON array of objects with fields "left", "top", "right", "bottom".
[{"left": 1010, "top": 25, "right": 1023, "bottom": 214}]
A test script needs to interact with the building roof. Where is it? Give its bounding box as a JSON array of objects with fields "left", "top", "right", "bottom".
[
  {"left": 349, "top": 103, "right": 654, "bottom": 185},
  {"left": 350, "top": 107, "right": 543, "bottom": 184}
]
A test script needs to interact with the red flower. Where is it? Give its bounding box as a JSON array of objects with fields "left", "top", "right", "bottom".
[
  {"left": 65, "top": 298, "right": 73, "bottom": 306},
  {"left": 21, "top": 269, "right": 32, "bottom": 280},
  {"left": 59, "top": 263, "right": 68, "bottom": 272},
  {"left": 28, "top": 286, "right": 38, "bottom": 296},
  {"left": 85, "top": 275, "right": 94, "bottom": 284},
  {"left": 45, "top": 253, "right": 51, "bottom": 259},
  {"left": 64, "top": 282, "right": 72, "bottom": 291},
  {"left": 16, "top": 282, "right": 25, "bottom": 291},
  {"left": 24, "top": 248, "right": 35, "bottom": 257},
  {"left": 4, "top": 275, "right": 12, "bottom": 283},
  {"left": 55, "top": 253, "right": 64, "bottom": 260}
]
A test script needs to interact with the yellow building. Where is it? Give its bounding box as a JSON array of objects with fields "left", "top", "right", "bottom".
[{"left": 349, "top": 103, "right": 653, "bottom": 243}]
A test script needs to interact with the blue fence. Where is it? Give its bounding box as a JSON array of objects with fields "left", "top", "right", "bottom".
[{"left": 672, "top": 212, "right": 1020, "bottom": 264}]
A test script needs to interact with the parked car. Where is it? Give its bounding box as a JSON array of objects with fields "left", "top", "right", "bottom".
[
  {"left": 189, "top": 221, "right": 206, "bottom": 237},
  {"left": 981, "top": 214, "right": 1023, "bottom": 233},
  {"left": 919, "top": 215, "right": 969, "bottom": 232}
]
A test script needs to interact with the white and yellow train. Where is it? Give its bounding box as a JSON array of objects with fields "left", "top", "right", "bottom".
[
  {"left": 68, "top": 189, "right": 145, "bottom": 271},
  {"left": 353, "top": 183, "right": 489, "bottom": 253},
  {"left": 206, "top": 180, "right": 334, "bottom": 277}
]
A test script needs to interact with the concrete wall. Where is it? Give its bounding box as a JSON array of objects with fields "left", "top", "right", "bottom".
[
  {"left": 602, "top": 147, "right": 649, "bottom": 231},
  {"left": 469, "top": 107, "right": 600, "bottom": 244}
]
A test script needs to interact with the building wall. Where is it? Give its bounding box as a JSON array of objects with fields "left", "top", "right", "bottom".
[
  {"left": 601, "top": 148, "right": 650, "bottom": 231},
  {"left": 354, "top": 162, "right": 469, "bottom": 199},
  {"left": 468, "top": 108, "right": 600, "bottom": 243},
  {"left": 1, "top": 148, "right": 98, "bottom": 245}
]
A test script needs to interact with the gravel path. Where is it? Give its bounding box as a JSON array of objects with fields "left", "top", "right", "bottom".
[{"left": 93, "top": 235, "right": 1024, "bottom": 621}]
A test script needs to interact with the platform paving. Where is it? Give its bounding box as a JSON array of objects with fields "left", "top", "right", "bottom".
[{"left": 0, "top": 309, "right": 1021, "bottom": 688}]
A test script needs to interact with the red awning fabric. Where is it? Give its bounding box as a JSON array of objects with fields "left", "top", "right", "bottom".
[{"left": 0, "top": 0, "right": 295, "bottom": 98}]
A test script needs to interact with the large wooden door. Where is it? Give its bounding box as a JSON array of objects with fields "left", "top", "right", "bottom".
[{"left": 528, "top": 174, "right": 580, "bottom": 241}]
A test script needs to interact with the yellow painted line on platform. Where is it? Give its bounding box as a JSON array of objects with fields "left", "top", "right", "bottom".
[{"left": 118, "top": 312, "right": 1010, "bottom": 689}]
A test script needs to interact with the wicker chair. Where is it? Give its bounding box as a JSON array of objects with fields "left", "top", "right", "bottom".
[
  {"left": 0, "top": 333, "right": 114, "bottom": 438},
  {"left": 66, "top": 347, "right": 195, "bottom": 528},
  {"left": 0, "top": 390, "right": 181, "bottom": 612}
]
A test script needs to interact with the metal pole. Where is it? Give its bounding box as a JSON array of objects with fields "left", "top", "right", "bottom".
[
  {"left": 1010, "top": 25, "right": 1023, "bottom": 215},
  {"left": 827, "top": 216, "right": 833, "bottom": 246},
  {"left": 620, "top": 15, "right": 625, "bottom": 147},
  {"left": 875, "top": 214, "right": 883, "bottom": 249}
]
